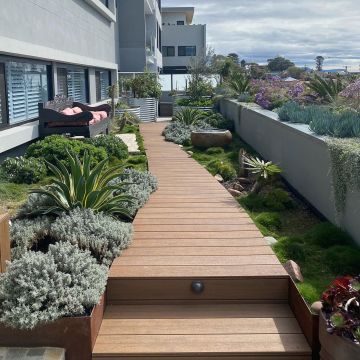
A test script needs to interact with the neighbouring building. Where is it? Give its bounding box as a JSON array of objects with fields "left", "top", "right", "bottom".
[
  {"left": 161, "top": 7, "right": 206, "bottom": 75},
  {"left": 117, "top": 0, "right": 163, "bottom": 74},
  {"left": 0, "top": 0, "right": 206, "bottom": 158}
]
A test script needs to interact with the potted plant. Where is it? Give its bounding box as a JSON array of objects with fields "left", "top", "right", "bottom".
[
  {"left": 320, "top": 276, "right": 360, "bottom": 360},
  {"left": 124, "top": 71, "right": 162, "bottom": 122}
]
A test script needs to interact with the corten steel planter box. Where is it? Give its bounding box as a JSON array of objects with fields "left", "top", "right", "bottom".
[
  {"left": 219, "top": 99, "right": 360, "bottom": 246},
  {"left": 191, "top": 129, "right": 232, "bottom": 149},
  {"left": 319, "top": 312, "right": 360, "bottom": 360},
  {"left": 0, "top": 294, "right": 105, "bottom": 360}
]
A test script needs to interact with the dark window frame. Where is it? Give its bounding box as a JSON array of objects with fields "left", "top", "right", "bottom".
[
  {"left": 0, "top": 62, "right": 9, "bottom": 128},
  {"left": 177, "top": 21, "right": 185, "bottom": 25},
  {"left": 178, "top": 46, "right": 196, "bottom": 57},
  {"left": 162, "top": 46, "right": 175, "bottom": 57}
]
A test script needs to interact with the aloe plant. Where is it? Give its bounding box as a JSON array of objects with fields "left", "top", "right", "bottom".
[
  {"left": 29, "top": 150, "right": 134, "bottom": 219},
  {"left": 244, "top": 155, "right": 282, "bottom": 193},
  {"left": 308, "top": 74, "right": 344, "bottom": 103}
]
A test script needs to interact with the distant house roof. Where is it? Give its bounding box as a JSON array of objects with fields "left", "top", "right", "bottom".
[
  {"left": 320, "top": 69, "right": 346, "bottom": 74},
  {"left": 161, "top": 7, "right": 195, "bottom": 24}
]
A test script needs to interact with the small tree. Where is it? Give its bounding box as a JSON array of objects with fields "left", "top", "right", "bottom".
[
  {"left": 227, "top": 53, "right": 240, "bottom": 65},
  {"left": 315, "top": 56, "right": 325, "bottom": 71},
  {"left": 267, "top": 56, "right": 295, "bottom": 72},
  {"left": 240, "top": 59, "right": 246, "bottom": 68}
]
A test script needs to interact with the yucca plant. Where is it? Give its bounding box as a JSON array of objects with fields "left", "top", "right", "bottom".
[
  {"left": 226, "top": 71, "right": 250, "bottom": 97},
  {"left": 173, "top": 108, "right": 204, "bottom": 125},
  {"left": 244, "top": 155, "right": 282, "bottom": 193},
  {"left": 29, "top": 149, "right": 134, "bottom": 219},
  {"left": 308, "top": 74, "right": 344, "bottom": 103}
]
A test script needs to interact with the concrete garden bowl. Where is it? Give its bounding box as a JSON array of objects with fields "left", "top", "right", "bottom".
[{"left": 191, "top": 129, "right": 232, "bottom": 149}]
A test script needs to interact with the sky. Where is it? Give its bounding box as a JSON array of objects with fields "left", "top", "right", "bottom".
[{"left": 162, "top": 0, "right": 360, "bottom": 71}]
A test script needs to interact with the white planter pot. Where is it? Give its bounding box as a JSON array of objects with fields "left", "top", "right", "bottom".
[{"left": 128, "top": 98, "right": 158, "bottom": 122}]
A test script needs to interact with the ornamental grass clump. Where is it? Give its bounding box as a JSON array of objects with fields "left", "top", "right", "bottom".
[
  {"left": 0, "top": 242, "right": 107, "bottom": 330},
  {"left": 50, "top": 208, "right": 133, "bottom": 266}
]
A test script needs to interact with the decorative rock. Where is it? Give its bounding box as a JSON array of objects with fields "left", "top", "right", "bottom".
[
  {"left": 187, "top": 151, "right": 194, "bottom": 156},
  {"left": 228, "top": 189, "right": 242, "bottom": 197},
  {"left": 214, "top": 174, "right": 224, "bottom": 182},
  {"left": 311, "top": 301, "right": 323, "bottom": 315},
  {"left": 191, "top": 129, "right": 232, "bottom": 149},
  {"left": 0, "top": 347, "right": 65, "bottom": 360},
  {"left": 233, "top": 183, "right": 244, "bottom": 191},
  {"left": 264, "top": 236, "right": 278, "bottom": 246},
  {"left": 284, "top": 260, "right": 304, "bottom": 283}
]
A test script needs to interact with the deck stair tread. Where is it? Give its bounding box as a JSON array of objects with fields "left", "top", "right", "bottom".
[{"left": 93, "top": 304, "right": 311, "bottom": 358}]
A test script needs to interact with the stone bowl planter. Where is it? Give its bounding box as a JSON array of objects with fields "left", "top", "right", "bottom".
[
  {"left": 319, "top": 311, "right": 360, "bottom": 360},
  {"left": 0, "top": 294, "right": 105, "bottom": 360},
  {"left": 191, "top": 129, "right": 232, "bottom": 149}
]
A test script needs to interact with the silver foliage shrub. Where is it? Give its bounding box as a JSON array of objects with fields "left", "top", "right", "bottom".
[
  {"left": 16, "top": 193, "right": 56, "bottom": 219},
  {"left": 50, "top": 208, "right": 133, "bottom": 266},
  {"left": 111, "top": 169, "right": 158, "bottom": 215},
  {"left": 10, "top": 216, "right": 51, "bottom": 260},
  {"left": 0, "top": 242, "right": 107, "bottom": 330}
]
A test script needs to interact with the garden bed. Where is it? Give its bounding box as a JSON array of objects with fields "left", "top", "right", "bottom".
[
  {"left": 0, "top": 294, "right": 105, "bottom": 360},
  {"left": 220, "top": 99, "right": 360, "bottom": 246}
]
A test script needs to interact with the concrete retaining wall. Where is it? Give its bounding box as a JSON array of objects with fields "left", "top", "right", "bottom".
[{"left": 220, "top": 99, "right": 360, "bottom": 246}]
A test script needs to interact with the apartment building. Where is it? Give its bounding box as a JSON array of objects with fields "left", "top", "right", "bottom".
[
  {"left": 0, "top": 0, "right": 118, "bottom": 157},
  {"left": 161, "top": 7, "right": 206, "bottom": 74},
  {"left": 117, "top": 0, "right": 163, "bottom": 73}
]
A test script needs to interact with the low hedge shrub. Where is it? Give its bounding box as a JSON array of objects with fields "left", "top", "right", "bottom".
[
  {"left": 255, "top": 212, "right": 282, "bottom": 231},
  {"left": 1, "top": 157, "right": 47, "bottom": 184},
  {"left": 176, "top": 98, "right": 213, "bottom": 107},
  {"left": 25, "top": 135, "right": 107, "bottom": 169},
  {"left": 206, "top": 159, "right": 236, "bottom": 181},
  {"left": 84, "top": 134, "right": 128, "bottom": 160}
]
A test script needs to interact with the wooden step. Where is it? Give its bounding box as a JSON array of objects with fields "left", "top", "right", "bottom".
[{"left": 92, "top": 303, "right": 311, "bottom": 359}]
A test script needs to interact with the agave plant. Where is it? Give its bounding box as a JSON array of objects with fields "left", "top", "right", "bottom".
[
  {"left": 226, "top": 71, "right": 250, "bottom": 97},
  {"left": 29, "top": 150, "right": 134, "bottom": 219},
  {"left": 173, "top": 107, "right": 204, "bottom": 125},
  {"left": 115, "top": 111, "right": 140, "bottom": 132},
  {"left": 308, "top": 74, "right": 344, "bottom": 103},
  {"left": 244, "top": 155, "right": 282, "bottom": 193}
]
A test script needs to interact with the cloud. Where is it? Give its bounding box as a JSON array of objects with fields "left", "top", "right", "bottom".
[{"left": 162, "top": 0, "right": 360, "bottom": 70}]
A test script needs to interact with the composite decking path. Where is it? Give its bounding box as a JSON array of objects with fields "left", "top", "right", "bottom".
[{"left": 93, "top": 122, "right": 311, "bottom": 359}]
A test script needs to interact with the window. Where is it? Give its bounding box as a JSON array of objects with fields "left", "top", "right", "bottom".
[
  {"left": 177, "top": 21, "right": 185, "bottom": 25},
  {"left": 95, "top": 70, "right": 110, "bottom": 102},
  {"left": 162, "top": 46, "right": 175, "bottom": 57},
  {"left": 57, "top": 67, "right": 88, "bottom": 103},
  {"left": 0, "top": 63, "right": 7, "bottom": 127},
  {"left": 5, "top": 61, "right": 49, "bottom": 124},
  {"left": 178, "top": 46, "right": 196, "bottom": 57}
]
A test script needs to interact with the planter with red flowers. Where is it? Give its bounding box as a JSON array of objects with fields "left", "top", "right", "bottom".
[{"left": 320, "top": 276, "right": 360, "bottom": 360}]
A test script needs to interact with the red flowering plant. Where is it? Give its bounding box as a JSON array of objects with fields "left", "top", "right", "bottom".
[{"left": 321, "top": 276, "right": 360, "bottom": 344}]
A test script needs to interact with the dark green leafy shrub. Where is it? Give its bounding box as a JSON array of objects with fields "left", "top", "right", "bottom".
[
  {"left": 255, "top": 212, "right": 282, "bottom": 231},
  {"left": 203, "top": 112, "right": 234, "bottom": 131},
  {"left": 306, "top": 223, "right": 352, "bottom": 248},
  {"left": 206, "top": 160, "right": 236, "bottom": 181},
  {"left": 26, "top": 135, "right": 107, "bottom": 169},
  {"left": 85, "top": 135, "right": 128, "bottom": 160},
  {"left": 274, "top": 236, "right": 307, "bottom": 262},
  {"left": 1, "top": 157, "right": 46, "bottom": 184},
  {"left": 127, "top": 155, "right": 147, "bottom": 165},
  {"left": 263, "top": 188, "right": 295, "bottom": 211},
  {"left": 176, "top": 98, "right": 213, "bottom": 107},
  {"left": 324, "top": 245, "right": 360, "bottom": 274},
  {"left": 0, "top": 242, "right": 107, "bottom": 330},
  {"left": 238, "top": 193, "right": 264, "bottom": 211},
  {"left": 50, "top": 208, "right": 133, "bottom": 266},
  {"left": 206, "top": 147, "right": 225, "bottom": 155}
]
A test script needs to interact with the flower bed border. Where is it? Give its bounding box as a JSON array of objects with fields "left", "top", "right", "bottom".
[{"left": 0, "top": 293, "right": 105, "bottom": 360}]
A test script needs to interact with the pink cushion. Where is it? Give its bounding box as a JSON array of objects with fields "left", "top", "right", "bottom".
[
  {"left": 91, "top": 111, "right": 101, "bottom": 122},
  {"left": 61, "top": 107, "right": 75, "bottom": 116},
  {"left": 89, "top": 119, "right": 97, "bottom": 125},
  {"left": 72, "top": 107, "right": 83, "bottom": 114},
  {"left": 97, "top": 111, "right": 107, "bottom": 120}
]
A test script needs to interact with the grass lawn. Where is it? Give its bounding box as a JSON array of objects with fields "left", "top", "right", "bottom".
[{"left": 185, "top": 133, "right": 360, "bottom": 305}]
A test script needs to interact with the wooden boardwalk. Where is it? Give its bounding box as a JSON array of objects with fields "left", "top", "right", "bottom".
[{"left": 93, "top": 122, "right": 311, "bottom": 359}]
